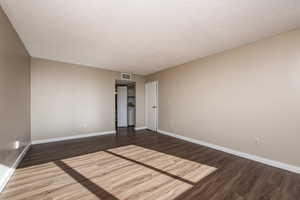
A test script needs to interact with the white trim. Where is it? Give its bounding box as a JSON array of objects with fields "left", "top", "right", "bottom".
[
  {"left": 0, "top": 144, "right": 31, "bottom": 192},
  {"left": 158, "top": 129, "right": 300, "bottom": 174},
  {"left": 145, "top": 83, "right": 148, "bottom": 130},
  {"left": 135, "top": 127, "right": 147, "bottom": 131},
  {"left": 32, "top": 131, "right": 116, "bottom": 145},
  {"left": 155, "top": 81, "right": 159, "bottom": 132}
]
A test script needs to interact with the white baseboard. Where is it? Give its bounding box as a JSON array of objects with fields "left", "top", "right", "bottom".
[
  {"left": 32, "top": 130, "right": 116, "bottom": 145},
  {"left": 135, "top": 127, "right": 147, "bottom": 131},
  {"left": 0, "top": 144, "right": 31, "bottom": 192},
  {"left": 158, "top": 129, "right": 300, "bottom": 174}
]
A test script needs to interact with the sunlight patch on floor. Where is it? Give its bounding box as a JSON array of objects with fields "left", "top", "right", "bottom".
[
  {"left": 107, "top": 145, "right": 217, "bottom": 184},
  {"left": 2, "top": 145, "right": 217, "bottom": 200},
  {"left": 59, "top": 145, "right": 217, "bottom": 200}
]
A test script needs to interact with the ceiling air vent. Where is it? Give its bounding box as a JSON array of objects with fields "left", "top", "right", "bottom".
[{"left": 121, "top": 73, "right": 132, "bottom": 80}]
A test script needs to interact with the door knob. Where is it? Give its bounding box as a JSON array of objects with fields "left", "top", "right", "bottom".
[{"left": 152, "top": 106, "right": 157, "bottom": 109}]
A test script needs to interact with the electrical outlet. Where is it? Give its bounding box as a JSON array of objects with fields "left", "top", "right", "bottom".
[
  {"left": 14, "top": 141, "right": 20, "bottom": 149},
  {"left": 254, "top": 137, "right": 261, "bottom": 145},
  {"left": 81, "top": 124, "right": 88, "bottom": 129}
]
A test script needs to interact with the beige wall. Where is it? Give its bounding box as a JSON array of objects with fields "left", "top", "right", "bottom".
[
  {"left": 0, "top": 6, "right": 30, "bottom": 185},
  {"left": 147, "top": 29, "right": 300, "bottom": 167},
  {"left": 31, "top": 58, "right": 145, "bottom": 141}
]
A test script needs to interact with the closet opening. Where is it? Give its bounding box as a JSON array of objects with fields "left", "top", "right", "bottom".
[{"left": 115, "top": 80, "right": 136, "bottom": 133}]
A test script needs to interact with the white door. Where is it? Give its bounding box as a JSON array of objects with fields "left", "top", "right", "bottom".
[
  {"left": 145, "top": 81, "right": 158, "bottom": 131},
  {"left": 117, "top": 86, "right": 128, "bottom": 127}
]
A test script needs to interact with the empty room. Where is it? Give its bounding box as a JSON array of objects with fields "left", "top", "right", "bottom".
[{"left": 1, "top": 0, "right": 300, "bottom": 199}]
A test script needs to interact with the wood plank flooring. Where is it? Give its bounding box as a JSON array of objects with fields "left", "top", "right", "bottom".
[{"left": 1, "top": 128, "right": 300, "bottom": 200}]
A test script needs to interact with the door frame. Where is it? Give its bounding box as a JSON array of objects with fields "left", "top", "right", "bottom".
[
  {"left": 115, "top": 80, "right": 136, "bottom": 131},
  {"left": 145, "top": 81, "right": 159, "bottom": 132}
]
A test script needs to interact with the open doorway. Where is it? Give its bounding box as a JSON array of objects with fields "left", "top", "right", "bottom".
[{"left": 115, "top": 80, "right": 136, "bottom": 133}]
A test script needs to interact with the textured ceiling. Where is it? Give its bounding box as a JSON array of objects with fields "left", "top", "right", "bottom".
[{"left": 1, "top": 0, "right": 300, "bottom": 75}]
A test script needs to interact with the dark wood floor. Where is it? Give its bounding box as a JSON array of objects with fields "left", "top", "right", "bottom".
[{"left": 1, "top": 128, "right": 300, "bottom": 200}]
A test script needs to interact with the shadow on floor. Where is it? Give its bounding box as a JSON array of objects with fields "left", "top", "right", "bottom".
[{"left": 54, "top": 160, "right": 119, "bottom": 200}]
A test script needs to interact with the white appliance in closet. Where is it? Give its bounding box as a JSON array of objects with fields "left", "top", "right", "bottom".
[
  {"left": 127, "top": 86, "right": 135, "bottom": 126},
  {"left": 117, "top": 86, "right": 128, "bottom": 127}
]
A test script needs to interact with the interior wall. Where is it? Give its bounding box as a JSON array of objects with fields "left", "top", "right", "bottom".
[
  {"left": 147, "top": 29, "right": 300, "bottom": 167},
  {"left": 31, "top": 58, "right": 145, "bottom": 141},
  {"left": 0, "top": 6, "right": 31, "bottom": 187}
]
